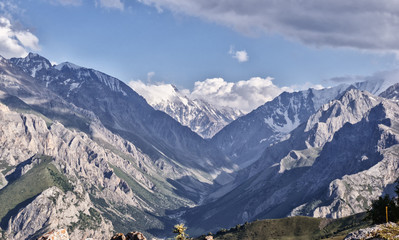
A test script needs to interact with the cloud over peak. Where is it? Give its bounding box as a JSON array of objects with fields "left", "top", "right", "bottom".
[
  {"left": 139, "top": 0, "right": 399, "bottom": 52},
  {"left": 0, "top": 17, "right": 40, "bottom": 58},
  {"left": 130, "top": 76, "right": 296, "bottom": 113}
]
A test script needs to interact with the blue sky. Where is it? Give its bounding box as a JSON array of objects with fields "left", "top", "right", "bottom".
[{"left": 1, "top": 0, "right": 399, "bottom": 94}]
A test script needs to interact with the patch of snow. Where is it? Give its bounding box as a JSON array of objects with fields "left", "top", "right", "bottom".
[
  {"left": 54, "top": 62, "right": 82, "bottom": 71},
  {"left": 130, "top": 81, "right": 179, "bottom": 105},
  {"left": 264, "top": 111, "right": 300, "bottom": 133},
  {"left": 93, "top": 70, "right": 123, "bottom": 93},
  {"left": 30, "top": 63, "right": 44, "bottom": 77},
  {"left": 69, "top": 82, "right": 79, "bottom": 91}
]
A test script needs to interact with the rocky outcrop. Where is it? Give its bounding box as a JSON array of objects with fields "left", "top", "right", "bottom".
[
  {"left": 5, "top": 187, "right": 112, "bottom": 240},
  {"left": 344, "top": 222, "right": 399, "bottom": 240},
  {"left": 111, "top": 231, "right": 147, "bottom": 240},
  {"left": 37, "top": 229, "right": 69, "bottom": 240}
]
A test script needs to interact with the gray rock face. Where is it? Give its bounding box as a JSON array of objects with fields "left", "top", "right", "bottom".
[
  {"left": 151, "top": 95, "right": 242, "bottom": 139},
  {"left": 3, "top": 52, "right": 399, "bottom": 238},
  {"left": 344, "top": 222, "right": 398, "bottom": 240},
  {"left": 6, "top": 187, "right": 112, "bottom": 240},
  {"left": 211, "top": 85, "right": 349, "bottom": 168},
  {"left": 379, "top": 82, "right": 399, "bottom": 100},
  {"left": 10, "top": 55, "right": 231, "bottom": 173},
  {"left": 0, "top": 100, "right": 198, "bottom": 238},
  {"left": 185, "top": 89, "right": 399, "bottom": 233}
]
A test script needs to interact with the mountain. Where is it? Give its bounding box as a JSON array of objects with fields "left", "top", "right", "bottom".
[
  {"left": 211, "top": 85, "right": 349, "bottom": 168},
  {"left": 185, "top": 88, "right": 399, "bottom": 234},
  {"left": 9, "top": 53, "right": 234, "bottom": 176},
  {"left": 379, "top": 82, "right": 399, "bottom": 100},
  {"left": 130, "top": 82, "right": 243, "bottom": 139},
  {"left": 354, "top": 70, "right": 399, "bottom": 95},
  {"left": 0, "top": 53, "right": 235, "bottom": 239},
  {"left": 2, "top": 52, "right": 399, "bottom": 239}
]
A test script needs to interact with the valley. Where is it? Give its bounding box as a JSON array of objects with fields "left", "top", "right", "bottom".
[{"left": 0, "top": 53, "right": 399, "bottom": 239}]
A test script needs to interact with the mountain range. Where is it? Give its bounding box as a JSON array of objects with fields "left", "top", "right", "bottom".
[
  {"left": 130, "top": 82, "right": 243, "bottom": 139},
  {"left": 0, "top": 53, "right": 399, "bottom": 239}
]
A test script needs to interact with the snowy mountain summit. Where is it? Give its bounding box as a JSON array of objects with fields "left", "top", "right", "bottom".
[{"left": 130, "top": 81, "right": 243, "bottom": 138}]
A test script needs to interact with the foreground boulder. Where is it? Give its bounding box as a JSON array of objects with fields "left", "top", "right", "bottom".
[
  {"left": 345, "top": 222, "right": 398, "bottom": 240},
  {"left": 111, "top": 232, "right": 147, "bottom": 240},
  {"left": 37, "top": 229, "right": 69, "bottom": 240}
]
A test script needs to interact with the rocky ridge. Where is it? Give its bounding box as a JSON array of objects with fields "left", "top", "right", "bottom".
[
  {"left": 185, "top": 89, "right": 399, "bottom": 234},
  {"left": 1, "top": 52, "right": 399, "bottom": 238}
]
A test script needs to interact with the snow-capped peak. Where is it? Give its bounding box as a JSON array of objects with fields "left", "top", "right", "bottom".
[
  {"left": 55, "top": 62, "right": 82, "bottom": 71},
  {"left": 130, "top": 81, "right": 182, "bottom": 106},
  {"left": 129, "top": 81, "right": 243, "bottom": 138}
]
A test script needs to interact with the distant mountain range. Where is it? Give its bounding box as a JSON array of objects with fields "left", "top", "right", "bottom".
[
  {"left": 0, "top": 53, "right": 399, "bottom": 239},
  {"left": 130, "top": 82, "right": 243, "bottom": 139}
]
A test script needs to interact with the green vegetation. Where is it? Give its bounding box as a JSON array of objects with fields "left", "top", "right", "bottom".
[
  {"left": 67, "top": 207, "right": 102, "bottom": 232},
  {"left": 173, "top": 223, "right": 188, "bottom": 240},
  {"left": 0, "top": 155, "right": 73, "bottom": 228},
  {"left": 195, "top": 214, "right": 370, "bottom": 240},
  {"left": 367, "top": 179, "right": 399, "bottom": 224}
]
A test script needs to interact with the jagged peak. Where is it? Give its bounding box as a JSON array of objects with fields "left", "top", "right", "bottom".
[
  {"left": 337, "top": 87, "right": 378, "bottom": 104},
  {"left": 22, "top": 52, "right": 50, "bottom": 64},
  {"left": 54, "top": 61, "right": 82, "bottom": 71},
  {"left": 379, "top": 82, "right": 399, "bottom": 100}
]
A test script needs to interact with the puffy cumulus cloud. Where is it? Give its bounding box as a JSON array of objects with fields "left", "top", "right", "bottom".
[
  {"left": 128, "top": 80, "right": 179, "bottom": 106},
  {"left": 229, "top": 46, "right": 248, "bottom": 63},
  {"left": 96, "top": 0, "right": 124, "bottom": 10},
  {"left": 129, "top": 76, "right": 328, "bottom": 113},
  {"left": 190, "top": 77, "right": 291, "bottom": 113},
  {"left": 138, "top": 0, "right": 399, "bottom": 52},
  {"left": 0, "top": 17, "right": 40, "bottom": 58}
]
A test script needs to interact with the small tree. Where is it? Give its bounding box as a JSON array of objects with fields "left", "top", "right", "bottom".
[
  {"left": 173, "top": 223, "right": 188, "bottom": 240},
  {"left": 368, "top": 179, "right": 399, "bottom": 224},
  {"left": 368, "top": 195, "right": 398, "bottom": 224}
]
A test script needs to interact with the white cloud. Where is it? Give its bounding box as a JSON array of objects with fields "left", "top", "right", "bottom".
[
  {"left": 147, "top": 71, "right": 155, "bottom": 81},
  {"left": 14, "top": 31, "right": 40, "bottom": 51},
  {"left": 138, "top": 0, "right": 399, "bottom": 52},
  {"left": 288, "top": 82, "right": 324, "bottom": 91},
  {"left": 47, "top": 0, "right": 82, "bottom": 6},
  {"left": 190, "top": 77, "right": 287, "bottom": 113},
  {"left": 96, "top": 0, "right": 124, "bottom": 10},
  {"left": 0, "top": 17, "right": 40, "bottom": 58},
  {"left": 129, "top": 76, "right": 328, "bottom": 113},
  {"left": 129, "top": 80, "right": 178, "bottom": 105},
  {"left": 229, "top": 46, "right": 248, "bottom": 63}
]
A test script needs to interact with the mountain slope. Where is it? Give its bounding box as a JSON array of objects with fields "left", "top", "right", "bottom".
[
  {"left": 211, "top": 85, "right": 349, "bottom": 168},
  {"left": 130, "top": 83, "right": 243, "bottom": 139},
  {"left": 0, "top": 53, "right": 231, "bottom": 238},
  {"left": 8, "top": 53, "right": 236, "bottom": 195},
  {"left": 186, "top": 89, "right": 399, "bottom": 233}
]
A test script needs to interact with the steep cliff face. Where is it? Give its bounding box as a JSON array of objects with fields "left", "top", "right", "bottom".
[
  {"left": 210, "top": 85, "right": 349, "bottom": 168},
  {"left": 0, "top": 100, "right": 197, "bottom": 238},
  {"left": 6, "top": 187, "right": 113, "bottom": 240}
]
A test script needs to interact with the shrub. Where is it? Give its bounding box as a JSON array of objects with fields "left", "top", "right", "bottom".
[{"left": 173, "top": 223, "right": 188, "bottom": 240}]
